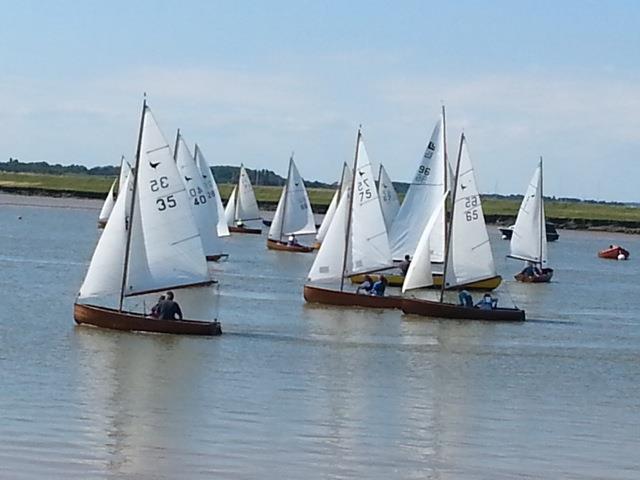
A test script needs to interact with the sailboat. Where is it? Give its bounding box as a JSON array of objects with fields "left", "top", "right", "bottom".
[
  {"left": 97, "top": 155, "right": 130, "bottom": 228},
  {"left": 74, "top": 99, "right": 221, "bottom": 335},
  {"left": 401, "top": 134, "right": 524, "bottom": 321},
  {"left": 224, "top": 165, "right": 262, "bottom": 234},
  {"left": 174, "top": 131, "right": 224, "bottom": 262},
  {"left": 313, "top": 163, "right": 352, "bottom": 249},
  {"left": 377, "top": 164, "right": 400, "bottom": 231},
  {"left": 304, "top": 129, "right": 402, "bottom": 309},
  {"left": 267, "top": 155, "right": 316, "bottom": 252},
  {"left": 194, "top": 144, "right": 230, "bottom": 238},
  {"left": 510, "top": 158, "right": 554, "bottom": 283}
]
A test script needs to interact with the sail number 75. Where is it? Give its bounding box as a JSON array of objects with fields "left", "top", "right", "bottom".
[{"left": 358, "top": 178, "right": 372, "bottom": 202}]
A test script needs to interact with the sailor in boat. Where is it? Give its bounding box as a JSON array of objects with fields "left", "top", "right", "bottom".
[
  {"left": 356, "top": 275, "right": 374, "bottom": 295},
  {"left": 150, "top": 295, "right": 165, "bottom": 318},
  {"left": 287, "top": 234, "right": 299, "bottom": 246},
  {"left": 370, "top": 275, "right": 388, "bottom": 297},
  {"left": 458, "top": 290, "right": 474, "bottom": 307},
  {"left": 158, "top": 291, "right": 183, "bottom": 320},
  {"left": 475, "top": 293, "right": 498, "bottom": 310},
  {"left": 399, "top": 254, "right": 411, "bottom": 276},
  {"left": 519, "top": 261, "right": 541, "bottom": 279}
]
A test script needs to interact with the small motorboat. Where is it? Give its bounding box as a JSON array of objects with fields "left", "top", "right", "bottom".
[
  {"left": 598, "top": 245, "right": 629, "bottom": 260},
  {"left": 499, "top": 222, "right": 559, "bottom": 241}
]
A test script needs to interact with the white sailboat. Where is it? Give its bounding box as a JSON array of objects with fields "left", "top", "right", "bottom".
[
  {"left": 389, "top": 107, "right": 447, "bottom": 262},
  {"left": 510, "top": 158, "right": 554, "bottom": 282},
  {"left": 174, "top": 131, "right": 224, "bottom": 261},
  {"left": 304, "top": 129, "right": 398, "bottom": 308},
  {"left": 74, "top": 99, "right": 221, "bottom": 335},
  {"left": 97, "top": 155, "right": 130, "bottom": 228},
  {"left": 400, "top": 133, "right": 523, "bottom": 321},
  {"left": 194, "top": 144, "right": 230, "bottom": 238},
  {"left": 377, "top": 163, "right": 400, "bottom": 231},
  {"left": 313, "top": 163, "right": 352, "bottom": 248},
  {"left": 267, "top": 155, "right": 316, "bottom": 252},
  {"left": 226, "top": 165, "right": 262, "bottom": 234}
]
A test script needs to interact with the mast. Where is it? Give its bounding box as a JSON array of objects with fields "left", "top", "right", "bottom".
[
  {"left": 439, "top": 132, "right": 464, "bottom": 303},
  {"left": 539, "top": 156, "right": 544, "bottom": 265},
  {"left": 173, "top": 128, "right": 181, "bottom": 162},
  {"left": 441, "top": 104, "right": 449, "bottom": 251},
  {"left": 377, "top": 164, "right": 383, "bottom": 184},
  {"left": 340, "top": 127, "right": 361, "bottom": 292},
  {"left": 119, "top": 96, "right": 147, "bottom": 311},
  {"left": 279, "top": 154, "right": 294, "bottom": 241}
]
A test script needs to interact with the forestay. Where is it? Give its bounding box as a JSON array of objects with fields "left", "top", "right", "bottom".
[
  {"left": 195, "top": 145, "right": 230, "bottom": 237},
  {"left": 377, "top": 164, "right": 400, "bottom": 231},
  {"left": 236, "top": 165, "right": 261, "bottom": 222},
  {"left": 402, "top": 192, "right": 449, "bottom": 292},
  {"left": 125, "top": 107, "right": 211, "bottom": 296},
  {"left": 389, "top": 114, "right": 446, "bottom": 262},
  {"left": 444, "top": 136, "right": 497, "bottom": 288},
  {"left": 268, "top": 157, "right": 316, "bottom": 241},
  {"left": 175, "top": 134, "right": 222, "bottom": 258},
  {"left": 509, "top": 161, "right": 548, "bottom": 265}
]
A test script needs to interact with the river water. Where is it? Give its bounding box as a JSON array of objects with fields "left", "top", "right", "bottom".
[{"left": 1, "top": 198, "right": 639, "bottom": 479}]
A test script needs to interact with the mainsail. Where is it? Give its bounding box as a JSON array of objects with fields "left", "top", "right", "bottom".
[
  {"left": 444, "top": 134, "right": 497, "bottom": 288},
  {"left": 389, "top": 113, "right": 446, "bottom": 262},
  {"left": 268, "top": 156, "right": 316, "bottom": 241},
  {"left": 377, "top": 164, "right": 400, "bottom": 231},
  {"left": 224, "top": 187, "right": 237, "bottom": 226},
  {"left": 236, "top": 165, "right": 261, "bottom": 223}
]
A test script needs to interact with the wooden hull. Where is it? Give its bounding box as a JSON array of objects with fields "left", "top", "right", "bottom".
[
  {"left": 598, "top": 246, "right": 629, "bottom": 260},
  {"left": 350, "top": 273, "right": 502, "bottom": 291},
  {"left": 97, "top": 220, "right": 107, "bottom": 229},
  {"left": 514, "top": 268, "right": 554, "bottom": 283},
  {"left": 266, "top": 238, "right": 314, "bottom": 253},
  {"left": 229, "top": 226, "right": 262, "bottom": 234},
  {"left": 206, "top": 254, "right": 229, "bottom": 262},
  {"left": 74, "top": 303, "right": 222, "bottom": 336},
  {"left": 312, "top": 242, "right": 321, "bottom": 250},
  {"left": 401, "top": 297, "right": 525, "bottom": 321},
  {"left": 303, "top": 285, "right": 402, "bottom": 309}
]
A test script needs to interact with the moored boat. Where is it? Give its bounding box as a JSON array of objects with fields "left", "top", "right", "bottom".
[{"left": 598, "top": 245, "right": 629, "bottom": 260}]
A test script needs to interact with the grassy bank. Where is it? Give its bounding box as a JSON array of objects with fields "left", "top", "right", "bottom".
[{"left": 1, "top": 171, "right": 638, "bottom": 231}]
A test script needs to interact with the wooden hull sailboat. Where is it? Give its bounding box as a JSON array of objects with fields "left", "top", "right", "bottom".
[
  {"left": 74, "top": 303, "right": 221, "bottom": 335},
  {"left": 350, "top": 273, "right": 502, "bottom": 290},
  {"left": 303, "top": 285, "right": 402, "bottom": 309},
  {"left": 401, "top": 297, "right": 525, "bottom": 321},
  {"left": 266, "top": 238, "right": 314, "bottom": 253},
  {"left": 229, "top": 225, "right": 262, "bottom": 234},
  {"left": 514, "top": 268, "right": 554, "bottom": 283}
]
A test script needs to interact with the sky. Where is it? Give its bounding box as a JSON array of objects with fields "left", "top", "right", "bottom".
[{"left": 0, "top": 0, "right": 639, "bottom": 201}]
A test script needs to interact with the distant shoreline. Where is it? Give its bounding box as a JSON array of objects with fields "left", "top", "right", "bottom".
[{"left": 2, "top": 186, "right": 638, "bottom": 235}]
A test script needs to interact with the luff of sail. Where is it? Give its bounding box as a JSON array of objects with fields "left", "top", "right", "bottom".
[
  {"left": 377, "top": 164, "right": 400, "bottom": 231},
  {"left": 125, "top": 107, "right": 212, "bottom": 297},
  {"left": 175, "top": 134, "right": 222, "bottom": 258},
  {"left": 389, "top": 114, "right": 446, "bottom": 262},
  {"left": 402, "top": 192, "right": 449, "bottom": 293},
  {"left": 268, "top": 157, "right": 316, "bottom": 241},
  {"left": 444, "top": 135, "right": 497, "bottom": 288},
  {"left": 195, "top": 145, "right": 230, "bottom": 237},
  {"left": 509, "top": 161, "right": 548, "bottom": 265}
]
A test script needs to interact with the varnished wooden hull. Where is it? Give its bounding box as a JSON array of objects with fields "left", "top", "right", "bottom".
[
  {"left": 74, "top": 303, "right": 222, "bottom": 336},
  {"left": 401, "top": 297, "right": 525, "bottom": 321},
  {"left": 266, "top": 238, "right": 314, "bottom": 253},
  {"left": 303, "top": 285, "right": 402, "bottom": 309},
  {"left": 229, "top": 226, "right": 262, "bottom": 234},
  {"left": 350, "top": 273, "right": 502, "bottom": 291},
  {"left": 514, "top": 268, "right": 554, "bottom": 283}
]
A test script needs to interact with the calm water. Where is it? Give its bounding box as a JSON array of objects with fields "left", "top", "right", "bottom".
[{"left": 1, "top": 198, "right": 639, "bottom": 479}]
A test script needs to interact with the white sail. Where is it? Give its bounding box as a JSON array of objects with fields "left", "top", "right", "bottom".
[
  {"left": 98, "top": 179, "right": 117, "bottom": 224},
  {"left": 194, "top": 145, "right": 230, "bottom": 237},
  {"left": 79, "top": 172, "right": 133, "bottom": 299},
  {"left": 315, "top": 163, "right": 352, "bottom": 244},
  {"left": 175, "top": 134, "right": 222, "bottom": 258},
  {"left": 402, "top": 191, "right": 449, "bottom": 293},
  {"left": 444, "top": 135, "right": 497, "bottom": 288},
  {"left": 224, "top": 186, "right": 237, "bottom": 226},
  {"left": 268, "top": 157, "right": 316, "bottom": 241},
  {"left": 236, "top": 165, "right": 261, "bottom": 222},
  {"left": 118, "top": 155, "right": 131, "bottom": 194},
  {"left": 307, "top": 184, "right": 351, "bottom": 282},
  {"left": 125, "top": 107, "right": 211, "bottom": 296},
  {"left": 348, "top": 135, "right": 392, "bottom": 275},
  {"left": 510, "top": 160, "right": 548, "bottom": 265},
  {"left": 377, "top": 164, "right": 400, "bottom": 231},
  {"left": 389, "top": 114, "right": 446, "bottom": 262}
]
